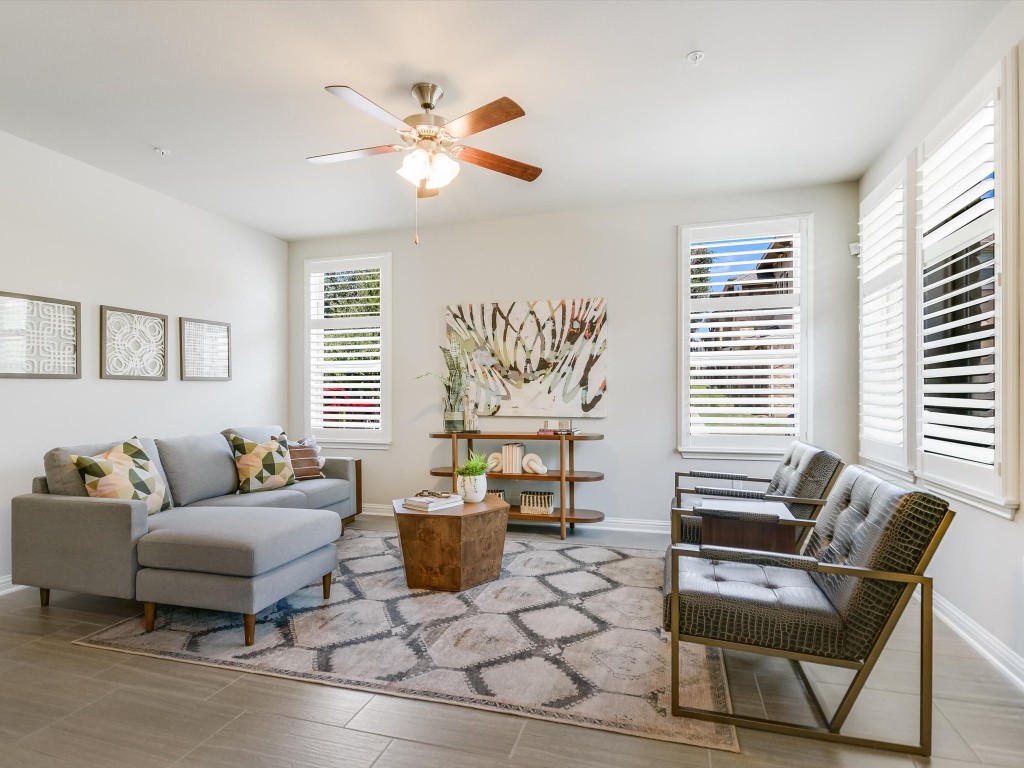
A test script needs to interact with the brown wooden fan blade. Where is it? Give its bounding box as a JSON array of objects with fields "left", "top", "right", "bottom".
[
  {"left": 325, "top": 86, "right": 410, "bottom": 131},
  {"left": 453, "top": 146, "right": 542, "bottom": 181},
  {"left": 307, "top": 145, "right": 404, "bottom": 164},
  {"left": 417, "top": 180, "right": 439, "bottom": 198},
  {"left": 443, "top": 97, "right": 525, "bottom": 139}
]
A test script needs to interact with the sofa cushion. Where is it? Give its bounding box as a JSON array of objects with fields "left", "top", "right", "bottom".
[
  {"left": 288, "top": 436, "right": 325, "bottom": 480},
  {"left": 286, "top": 477, "right": 351, "bottom": 509},
  {"left": 155, "top": 433, "right": 237, "bottom": 506},
  {"left": 44, "top": 437, "right": 170, "bottom": 501},
  {"left": 72, "top": 438, "right": 171, "bottom": 514},
  {"left": 226, "top": 433, "right": 296, "bottom": 493},
  {"left": 188, "top": 489, "right": 306, "bottom": 508},
  {"left": 141, "top": 507, "right": 340, "bottom": 577}
]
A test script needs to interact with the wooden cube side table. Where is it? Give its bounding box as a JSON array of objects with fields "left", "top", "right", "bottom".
[{"left": 391, "top": 496, "right": 510, "bottom": 592}]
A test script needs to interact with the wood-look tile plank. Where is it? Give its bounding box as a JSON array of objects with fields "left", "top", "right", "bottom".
[
  {"left": 174, "top": 711, "right": 390, "bottom": 768},
  {"left": 934, "top": 698, "right": 1024, "bottom": 766},
  {"left": 813, "top": 682, "right": 978, "bottom": 761},
  {"left": 207, "top": 673, "right": 372, "bottom": 726},
  {"left": 372, "top": 739, "right": 512, "bottom": 768},
  {"left": 0, "top": 663, "right": 121, "bottom": 742},
  {"left": 708, "top": 729, "right": 916, "bottom": 768},
  {"left": 910, "top": 758, "right": 986, "bottom": 768},
  {"left": 511, "top": 718, "right": 712, "bottom": 768},
  {"left": 0, "top": 742, "right": 93, "bottom": 768},
  {"left": 0, "top": 624, "right": 124, "bottom": 676},
  {"left": 345, "top": 694, "right": 524, "bottom": 758},
  {"left": 18, "top": 687, "right": 243, "bottom": 768},
  {"left": 0, "top": 612, "right": 80, "bottom": 652},
  {"left": 95, "top": 654, "right": 243, "bottom": 701}
]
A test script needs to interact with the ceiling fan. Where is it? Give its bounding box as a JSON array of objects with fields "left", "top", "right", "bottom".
[{"left": 308, "top": 83, "right": 542, "bottom": 198}]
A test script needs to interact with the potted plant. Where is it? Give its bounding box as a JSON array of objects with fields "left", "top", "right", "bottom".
[
  {"left": 456, "top": 450, "right": 489, "bottom": 502},
  {"left": 420, "top": 336, "right": 469, "bottom": 432}
]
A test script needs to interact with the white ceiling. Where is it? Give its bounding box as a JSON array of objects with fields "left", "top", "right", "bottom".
[{"left": 0, "top": 0, "right": 1006, "bottom": 241}]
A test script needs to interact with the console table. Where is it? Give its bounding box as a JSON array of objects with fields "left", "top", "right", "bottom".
[{"left": 429, "top": 431, "right": 605, "bottom": 540}]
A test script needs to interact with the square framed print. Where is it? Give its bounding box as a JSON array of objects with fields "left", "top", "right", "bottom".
[
  {"left": 180, "top": 317, "right": 231, "bottom": 381},
  {"left": 0, "top": 291, "right": 81, "bottom": 379},
  {"left": 100, "top": 305, "right": 168, "bottom": 381}
]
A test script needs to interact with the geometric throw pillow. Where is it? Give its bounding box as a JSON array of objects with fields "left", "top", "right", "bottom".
[
  {"left": 287, "top": 436, "right": 325, "bottom": 480},
  {"left": 226, "top": 432, "right": 296, "bottom": 493},
  {"left": 71, "top": 438, "right": 172, "bottom": 514}
]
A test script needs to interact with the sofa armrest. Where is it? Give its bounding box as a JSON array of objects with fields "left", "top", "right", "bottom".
[
  {"left": 322, "top": 457, "right": 362, "bottom": 515},
  {"left": 11, "top": 493, "right": 149, "bottom": 600}
]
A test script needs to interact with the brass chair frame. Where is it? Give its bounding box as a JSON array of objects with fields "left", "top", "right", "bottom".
[{"left": 668, "top": 506, "right": 954, "bottom": 756}]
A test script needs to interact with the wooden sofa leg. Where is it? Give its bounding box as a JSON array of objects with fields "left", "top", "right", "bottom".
[
  {"left": 243, "top": 614, "right": 256, "bottom": 646},
  {"left": 323, "top": 573, "right": 332, "bottom": 600},
  {"left": 143, "top": 602, "right": 156, "bottom": 632},
  {"left": 39, "top": 588, "right": 49, "bottom": 607}
]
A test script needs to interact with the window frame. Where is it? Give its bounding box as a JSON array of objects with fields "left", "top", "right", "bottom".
[
  {"left": 677, "top": 215, "right": 812, "bottom": 459},
  {"left": 302, "top": 252, "right": 392, "bottom": 449},
  {"left": 910, "top": 59, "right": 1018, "bottom": 518}
]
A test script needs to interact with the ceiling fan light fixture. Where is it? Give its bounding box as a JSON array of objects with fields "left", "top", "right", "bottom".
[
  {"left": 397, "top": 148, "right": 431, "bottom": 185},
  {"left": 425, "top": 152, "right": 460, "bottom": 189}
]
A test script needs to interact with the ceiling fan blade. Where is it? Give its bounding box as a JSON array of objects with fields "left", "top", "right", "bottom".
[
  {"left": 453, "top": 146, "right": 542, "bottom": 181},
  {"left": 307, "top": 145, "right": 404, "bottom": 165},
  {"left": 443, "top": 97, "right": 525, "bottom": 139},
  {"left": 325, "top": 86, "right": 410, "bottom": 131}
]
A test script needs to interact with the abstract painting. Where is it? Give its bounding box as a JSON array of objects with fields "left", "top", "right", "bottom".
[
  {"left": 446, "top": 297, "right": 607, "bottom": 417},
  {"left": 0, "top": 291, "right": 80, "bottom": 378},
  {"left": 100, "top": 305, "right": 167, "bottom": 381},
  {"left": 180, "top": 317, "right": 231, "bottom": 381}
]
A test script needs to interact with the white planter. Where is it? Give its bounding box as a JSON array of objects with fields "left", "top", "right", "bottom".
[{"left": 458, "top": 474, "right": 487, "bottom": 503}]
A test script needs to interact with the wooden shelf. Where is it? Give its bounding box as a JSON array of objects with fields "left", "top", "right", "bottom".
[
  {"left": 507, "top": 506, "right": 605, "bottom": 524},
  {"left": 429, "top": 431, "right": 603, "bottom": 441},
  {"left": 429, "top": 466, "right": 604, "bottom": 482}
]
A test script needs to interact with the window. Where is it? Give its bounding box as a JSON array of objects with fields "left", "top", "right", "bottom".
[
  {"left": 304, "top": 253, "right": 391, "bottom": 447},
  {"left": 859, "top": 176, "right": 911, "bottom": 472},
  {"left": 679, "top": 216, "right": 809, "bottom": 456},
  {"left": 858, "top": 57, "right": 1019, "bottom": 517}
]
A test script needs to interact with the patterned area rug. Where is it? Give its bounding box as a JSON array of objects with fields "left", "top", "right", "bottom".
[{"left": 75, "top": 530, "right": 738, "bottom": 751}]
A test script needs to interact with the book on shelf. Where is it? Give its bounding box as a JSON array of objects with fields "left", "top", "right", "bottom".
[
  {"left": 402, "top": 494, "right": 463, "bottom": 511},
  {"left": 536, "top": 429, "right": 580, "bottom": 435},
  {"left": 502, "top": 442, "right": 525, "bottom": 475}
]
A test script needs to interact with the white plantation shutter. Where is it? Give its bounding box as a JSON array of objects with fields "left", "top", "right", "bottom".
[
  {"left": 305, "top": 254, "right": 391, "bottom": 445},
  {"left": 680, "top": 217, "right": 807, "bottom": 454},
  {"left": 859, "top": 181, "right": 909, "bottom": 468},
  {"left": 918, "top": 100, "right": 997, "bottom": 468}
]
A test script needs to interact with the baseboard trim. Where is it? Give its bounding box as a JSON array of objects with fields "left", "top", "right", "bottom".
[
  {"left": 932, "top": 591, "right": 1024, "bottom": 693},
  {"left": 361, "top": 503, "right": 669, "bottom": 534},
  {"left": 0, "top": 575, "right": 26, "bottom": 597}
]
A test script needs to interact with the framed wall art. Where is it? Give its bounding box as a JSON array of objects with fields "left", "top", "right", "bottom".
[
  {"left": 0, "top": 291, "right": 81, "bottom": 379},
  {"left": 180, "top": 317, "right": 231, "bottom": 381},
  {"left": 100, "top": 305, "right": 167, "bottom": 381},
  {"left": 445, "top": 297, "right": 608, "bottom": 417}
]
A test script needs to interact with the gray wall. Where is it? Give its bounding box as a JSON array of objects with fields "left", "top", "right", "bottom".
[
  {"left": 288, "top": 182, "right": 859, "bottom": 528},
  {"left": 0, "top": 129, "right": 289, "bottom": 587}
]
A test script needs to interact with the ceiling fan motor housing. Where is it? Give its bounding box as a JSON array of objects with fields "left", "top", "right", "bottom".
[{"left": 411, "top": 82, "right": 444, "bottom": 111}]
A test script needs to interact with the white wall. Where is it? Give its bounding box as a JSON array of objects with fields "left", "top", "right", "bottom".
[
  {"left": 0, "top": 129, "right": 289, "bottom": 586},
  {"left": 860, "top": 2, "right": 1024, "bottom": 660},
  {"left": 289, "top": 182, "right": 859, "bottom": 529}
]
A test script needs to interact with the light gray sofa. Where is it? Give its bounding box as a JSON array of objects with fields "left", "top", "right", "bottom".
[{"left": 11, "top": 425, "right": 361, "bottom": 604}]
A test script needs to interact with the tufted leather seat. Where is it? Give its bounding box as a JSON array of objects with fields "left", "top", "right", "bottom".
[
  {"left": 676, "top": 440, "right": 842, "bottom": 546},
  {"left": 663, "top": 464, "right": 953, "bottom": 753},
  {"left": 666, "top": 465, "right": 950, "bottom": 661}
]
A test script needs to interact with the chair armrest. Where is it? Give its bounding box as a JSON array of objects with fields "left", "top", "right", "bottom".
[
  {"left": 692, "top": 506, "right": 780, "bottom": 525},
  {"left": 692, "top": 486, "right": 767, "bottom": 500},
  {"left": 676, "top": 469, "right": 749, "bottom": 482},
  {"left": 11, "top": 493, "right": 149, "bottom": 599},
  {"left": 322, "top": 457, "right": 362, "bottom": 514},
  {"left": 763, "top": 495, "right": 827, "bottom": 505},
  {"left": 670, "top": 506, "right": 699, "bottom": 544}
]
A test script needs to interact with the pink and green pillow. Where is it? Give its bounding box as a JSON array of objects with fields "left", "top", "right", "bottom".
[{"left": 71, "top": 438, "right": 171, "bottom": 514}]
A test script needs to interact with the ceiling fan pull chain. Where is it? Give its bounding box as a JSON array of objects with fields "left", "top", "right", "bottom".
[{"left": 414, "top": 185, "right": 420, "bottom": 245}]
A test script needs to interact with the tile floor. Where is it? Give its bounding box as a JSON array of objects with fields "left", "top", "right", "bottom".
[{"left": 0, "top": 514, "right": 1021, "bottom": 767}]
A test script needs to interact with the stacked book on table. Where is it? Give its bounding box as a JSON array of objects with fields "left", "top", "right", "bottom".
[{"left": 402, "top": 494, "right": 463, "bottom": 512}]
